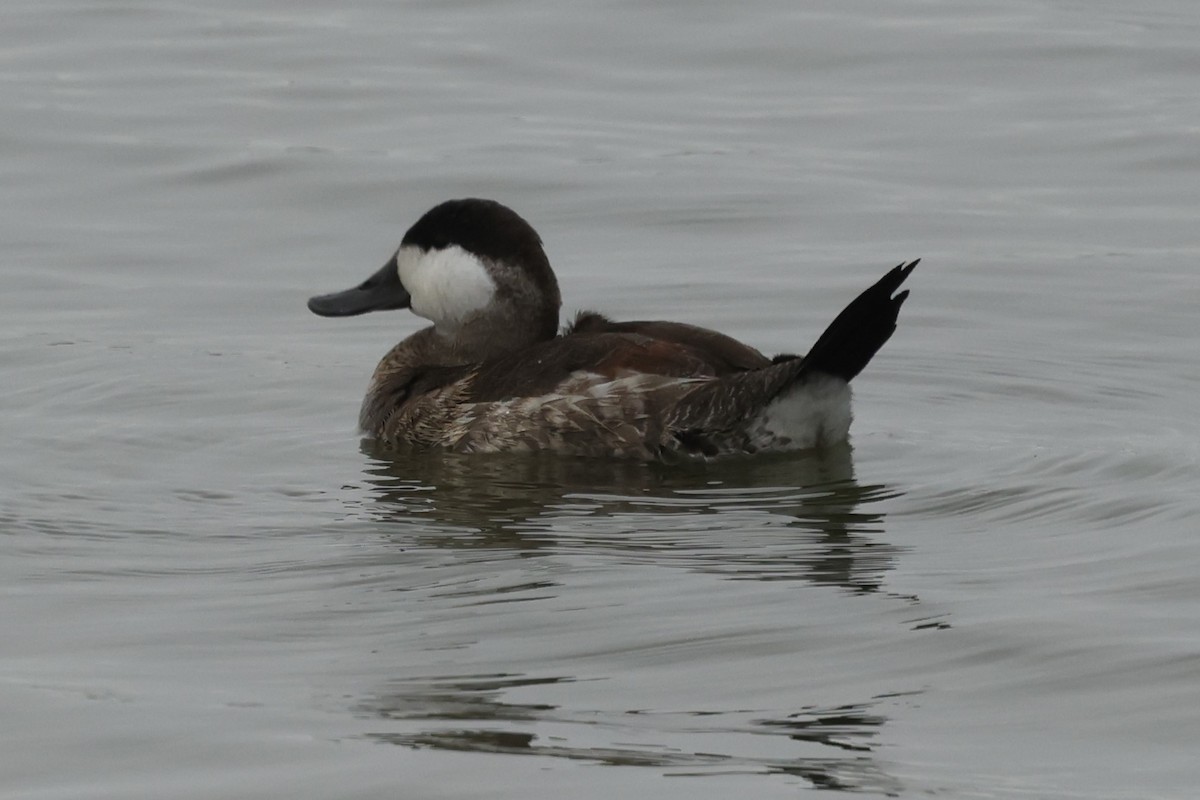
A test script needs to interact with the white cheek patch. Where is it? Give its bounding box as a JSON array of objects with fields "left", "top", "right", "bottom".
[{"left": 395, "top": 244, "right": 496, "bottom": 328}]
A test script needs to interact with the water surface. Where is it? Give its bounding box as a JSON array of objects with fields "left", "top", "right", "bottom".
[{"left": 3, "top": 1, "right": 1199, "bottom": 797}]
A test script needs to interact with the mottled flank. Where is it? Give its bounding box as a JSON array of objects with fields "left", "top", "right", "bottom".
[
  {"left": 308, "top": 198, "right": 918, "bottom": 461},
  {"left": 384, "top": 371, "right": 702, "bottom": 460},
  {"left": 364, "top": 360, "right": 854, "bottom": 460}
]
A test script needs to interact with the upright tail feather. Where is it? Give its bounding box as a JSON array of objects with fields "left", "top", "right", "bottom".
[
  {"left": 665, "top": 260, "right": 918, "bottom": 451},
  {"left": 797, "top": 259, "right": 919, "bottom": 382}
]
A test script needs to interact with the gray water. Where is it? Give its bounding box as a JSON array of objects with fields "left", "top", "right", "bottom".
[{"left": 3, "top": 1, "right": 1199, "bottom": 797}]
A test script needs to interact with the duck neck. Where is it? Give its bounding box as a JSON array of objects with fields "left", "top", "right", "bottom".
[{"left": 370, "top": 314, "right": 550, "bottom": 379}]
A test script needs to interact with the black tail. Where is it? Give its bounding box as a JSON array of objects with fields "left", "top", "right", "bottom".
[
  {"left": 797, "top": 259, "right": 918, "bottom": 382},
  {"left": 665, "top": 260, "right": 918, "bottom": 444}
]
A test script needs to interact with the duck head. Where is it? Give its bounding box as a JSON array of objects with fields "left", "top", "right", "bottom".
[{"left": 308, "top": 198, "right": 562, "bottom": 354}]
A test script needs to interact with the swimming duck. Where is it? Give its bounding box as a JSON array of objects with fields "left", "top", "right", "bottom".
[{"left": 308, "top": 198, "right": 916, "bottom": 460}]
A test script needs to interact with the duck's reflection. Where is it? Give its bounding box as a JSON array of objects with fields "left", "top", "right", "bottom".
[
  {"left": 361, "top": 671, "right": 908, "bottom": 795},
  {"left": 354, "top": 443, "right": 916, "bottom": 794},
  {"left": 358, "top": 439, "right": 902, "bottom": 592}
]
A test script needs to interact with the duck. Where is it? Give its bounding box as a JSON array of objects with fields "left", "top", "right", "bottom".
[{"left": 308, "top": 198, "right": 917, "bottom": 460}]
